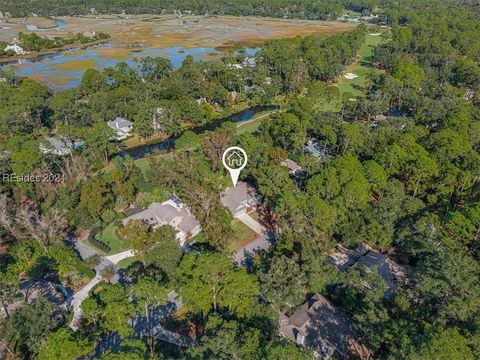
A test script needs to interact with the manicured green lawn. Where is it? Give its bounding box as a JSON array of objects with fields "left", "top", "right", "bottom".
[
  {"left": 117, "top": 256, "right": 139, "bottom": 269},
  {"left": 337, "top": 34, "right": 384, "bottom": 96},
  {"left": 89, "top": 220, "right": 130, "bottom": 255},
  {"left": 227, "top": 219, "right": 257, "bottom": 253}
]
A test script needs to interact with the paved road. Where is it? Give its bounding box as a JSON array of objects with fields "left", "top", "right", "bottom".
[
  {"left": 233, "top": 232, "right": 275, "bottom": 266},
  {"left": 236, "top": 212, "right": 266, "bottom": 234},
  {"left": 68, "top": 238, "right": 136, "bottom": 330}
]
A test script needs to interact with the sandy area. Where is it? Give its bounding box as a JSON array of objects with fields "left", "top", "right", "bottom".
[
  {"left": 0, "top": 15, "right": 356, "bottom": 48},
  {"left": 344, "top": 72, "right": 358, "bottom": 79}
]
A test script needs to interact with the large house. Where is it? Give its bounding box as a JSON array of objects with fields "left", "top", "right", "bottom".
[
  {"left": 39, "top": 137, "right": 72, "bottom": 156},
  {"left": 107, "top": 117, "right": 133, "bottom": 140},
  {"left": 220, "top": 181, "right": 260, "bottom": 217},
  {"left": 122, "top": 196, "right": 201, "bottom": 246},
  {"left": 329, "top": 244, "right": 406, "bottom": 298},
  {"left": 279, "top": 294, "right": 370, "bottom": 360}
]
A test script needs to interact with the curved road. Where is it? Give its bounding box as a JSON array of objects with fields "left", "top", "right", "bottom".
[{"left": 68, "top": 239, "right": 136, "bottom": 330}]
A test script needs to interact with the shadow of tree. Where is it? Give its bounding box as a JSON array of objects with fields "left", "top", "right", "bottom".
[{"left": 28, "top": 255, "right": 59, "bottom": 282}]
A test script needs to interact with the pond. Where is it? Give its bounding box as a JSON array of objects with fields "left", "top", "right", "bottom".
[{"left": 121, "top": 105, "right": 278, "bottom": 160}]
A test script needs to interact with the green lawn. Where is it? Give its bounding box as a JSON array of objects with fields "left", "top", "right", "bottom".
[
  {"left": 134, "top": 157, "right": 151, "bottom": 175},
  {"left": 227, "top": 219, "right": 257, "bottom": 253},
  {"left": 117, "top": 256, "right": 139, "bottom": 269},
  {"left": 88, "top": 220, "right": 130, "bottom": 255},
  {"left": 337, "top": 34, "right": 384, "bottom": 96},
  {"left": 236, "top": 109, "right": 281, "bottom": 135}
]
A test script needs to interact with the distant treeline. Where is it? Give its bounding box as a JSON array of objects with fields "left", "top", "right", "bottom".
[
  {"left": 0, "top": 31, "right": 110, "bottom": 57},
  {"left": 0, "top": 0, "right": 379, "bottom": 19}
]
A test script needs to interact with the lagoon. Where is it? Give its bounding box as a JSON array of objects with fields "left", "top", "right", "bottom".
[{"left": 2, "top": 43, "right": 257, "bottom": 91}]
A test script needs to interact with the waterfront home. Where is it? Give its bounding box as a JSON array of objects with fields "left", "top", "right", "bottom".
[
  {"left": 122, "top": 196, "right": 201, "bottom": 246},
  {"left": 107, "top": 117, "right": 133, "bottom": 140},
  {"left": 241, "top": 57, "right": 256, "bottom": 67},
  {"left": 4, "top": 44, "right": 24, "bottom": 55},
  {"left": 82, "top": 31, "right": 96, "bottom": 38},
  {"left": 279, "top": 294, "right": 370, "bottom": 360},
  {"left": 39, "top": 137, "right": 71, "bottom": 156}
]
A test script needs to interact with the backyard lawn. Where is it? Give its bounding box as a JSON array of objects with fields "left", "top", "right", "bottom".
[
  {"left": 227, "top": 219, "right": 258, "bottom": 253},
  {"left": 87, "top": 220, "right": 130, "bottom": 255}
]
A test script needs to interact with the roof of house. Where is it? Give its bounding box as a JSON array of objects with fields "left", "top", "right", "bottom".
[
  {"left": 281, "top": 159, "right": 302, "bottom": 173},
  {"left": 329, "top": 244, "right": 406, "bottom": 297},
  {"left": 1, "top": 280, "right": 66, "bottom": 319},
  {"left": 220, "top": 181, "right": 259, "bottom": 214},
  {"left": 122, "top": 198, "right": 201, "bottom": 237},
  {"left": 280, "top": 293, "right": 370, "bottom": 359},
  {"left": 303, "top": 139, "right": 329, "bottom": 159},
  {"left": 107, "top": 117, "right": 133, "bottom": 131},
  {"left": 242, "top": 57, "right": 256, "bottom": 67},
  {"left": 40, "top": 137, "right": 71, "bottom": 154},
  {"left": 178, "top": 214, "right": 200, "bottom": 233},
  {"left": 21, "top": 280, "right": 65, "bottom": 305}
]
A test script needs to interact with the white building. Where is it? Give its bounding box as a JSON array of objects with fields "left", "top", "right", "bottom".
[
  {"left": 4, "top": 44, "right": 24, "bottom": 55},
  {"left": 107, "top": 117, "right": 133, "bottom": 140}
]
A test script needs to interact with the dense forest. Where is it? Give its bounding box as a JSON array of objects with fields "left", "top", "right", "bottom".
[
  {"left": 2, "top": 0, "right": 375, "bottom": 19},
  {"left": 1, "top": 0, "right": 480, "bottom": 359}
]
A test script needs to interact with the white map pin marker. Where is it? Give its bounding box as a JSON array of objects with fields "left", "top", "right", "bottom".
[{"left": 222, "top": 146, "right": 248, "bottom": 187}]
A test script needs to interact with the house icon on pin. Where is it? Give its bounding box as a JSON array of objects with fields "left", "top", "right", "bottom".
[{"left": 226, "top": 150, "right": 244, "bottom": 168}]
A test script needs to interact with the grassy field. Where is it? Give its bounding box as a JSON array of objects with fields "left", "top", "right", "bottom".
[
  {"left": 135, "top": 157, "right": 151, "bottom": 176},
  {"left": 88, "top": 220, "right": 130, "bottom": 255},
  {"left": 227, "top": 219, "right": 258, "bottom": 253},
  {"left": 117, "top": 256, "right": 139, "bottom": 269},
  {"left": 336, "top": 33, "right": 384, "bottom": 96},
  {"left": 57, "top": 59, "right": 98, "bottom": 71},
  {"left": 236, "top": 109, "right": 280, "bottom": 135}
]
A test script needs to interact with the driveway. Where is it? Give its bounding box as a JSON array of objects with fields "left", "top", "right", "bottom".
[
  {"left": 105, "top": 250, "right": 135, "bottom": 264},
  {"left": 234, "top": 232, "right": 275, "bottom": 266},
  {"left": 67, "top": 238, "right": 136, "bottom": 330},
  {"left": 236, "top": 212, "right": 266, "bottom": 234}
]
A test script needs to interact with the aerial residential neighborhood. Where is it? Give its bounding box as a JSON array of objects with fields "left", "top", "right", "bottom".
[{"left": 1, "top": 0, "right": 480, "bottom": 359}]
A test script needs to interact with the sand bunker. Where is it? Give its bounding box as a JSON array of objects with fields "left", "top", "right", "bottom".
[{"left": 344, "top": 72, "right": 358, "bottom": 79}]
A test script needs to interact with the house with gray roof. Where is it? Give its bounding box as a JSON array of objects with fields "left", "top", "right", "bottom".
[
  {"left": 281, "top": 159, "right": 303, "bottom": 175},
  {"left": 220, "top": 181, "right": 261, "bottom": 217},
  {"left": 1, "top": 280, "right": 67, "bottom": 318},
  {"left": 39, "top": 137, "right": 72, "bottom": 156},
  {"left": 329, "top": 244, "right": 406, "bottom": 298},
  {"left": 279, "top": 293, "right": 370, "bottom": 359},
  {"left": 241, "top": 57, "right": 256, "bottom": 67},
  {"left": 107, "top": 117, "right": 133, "bottom": 140},
  {"left": 122, "top": 196, "right": 201, "bottom": 246},
  {"left": 303, "top": 139, "right": 330, "bottom": 161}
]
